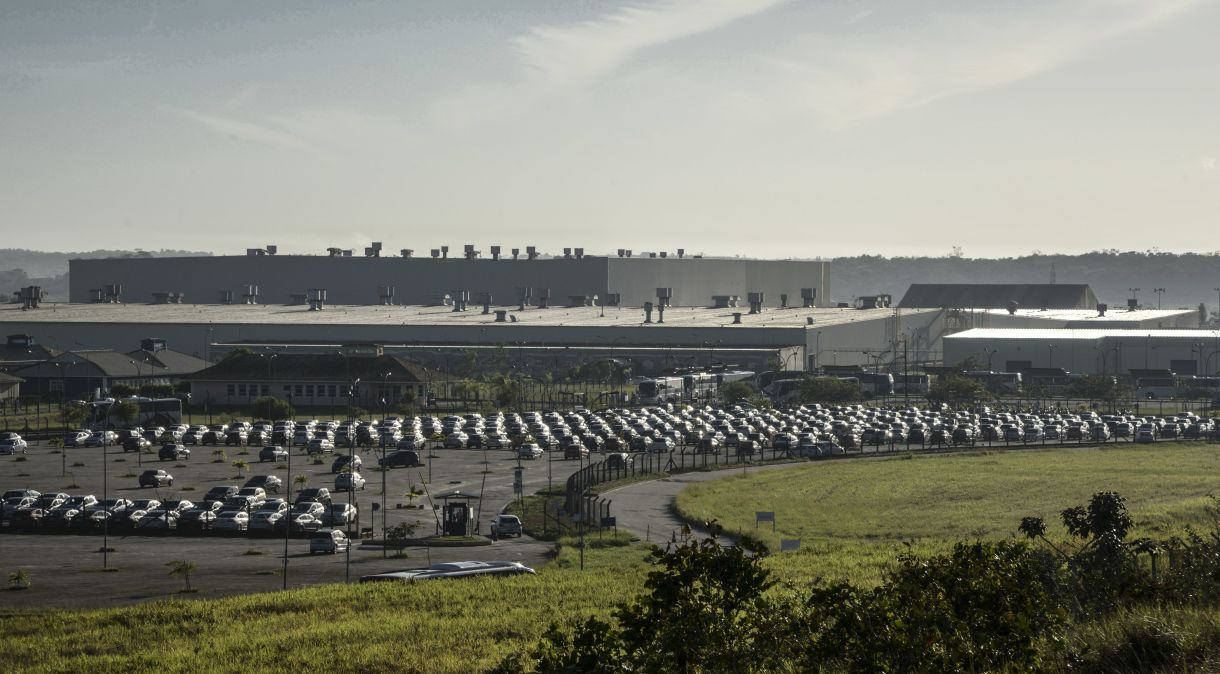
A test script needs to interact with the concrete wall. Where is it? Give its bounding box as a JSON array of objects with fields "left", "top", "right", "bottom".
[
  {"left": 805, "top": 309, "right": 944, "bottom": 370},
  {"left": 70, "top": 255, "right": 830, "bottom": 308}
]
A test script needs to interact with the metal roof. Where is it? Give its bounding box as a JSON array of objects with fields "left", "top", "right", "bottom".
[
  {"left": 0, "top": 303, "right": 934, "bottom": 330},
  {"left": 899, "top": 283, "right": 1096, "bottom": 309},
  {"left": 946, "top": 328, "right": 1220, "bottom": 340},
  {"left": 981, "top": 308, "right": 1195, "bottom": 323}
]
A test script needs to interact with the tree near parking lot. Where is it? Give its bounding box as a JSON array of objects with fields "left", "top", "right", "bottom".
[
  {"left": 927, "top": 374, "right": 986, "bottom": 405},
  {"left": 718, "top": 381, "right": 754, "bottom": 405},
  {"left": 166, "top": 560, "right": 196, "bottom": 593},
  {"left": 797, "top": 377, "right": 860, "bottom": 404},
  {"left": 112, "top": 400, "right": 139, "bottom": 426},
  {"left": 252, "top": 396, "right": 295, "bottom": 421}
]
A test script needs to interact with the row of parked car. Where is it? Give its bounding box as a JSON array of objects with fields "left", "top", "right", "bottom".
[{"left": 0, "top": 481, "right": 358, "bottom": 542}]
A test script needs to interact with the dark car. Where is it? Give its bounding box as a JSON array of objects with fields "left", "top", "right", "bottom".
[
  {"left": 202, "top": 485, "right": 239, "bottom": 505},
  {"left": 122, "top": 436, "right": 151, "bottom": 453},
  {"left": 379, "top": 449, "right": 423, "bottom": 469},
  {"left": 225, "top": 429, "right": 249, "bottom": 446},
  {"left": 604, "top": 452, "right": 633, "bottom": 469},
  {"left": 331, "top": 454, "right": 362, "bottom": 474},
  {"left": 159, "top": 444, "right": 190, "bottom": 461},
  {"left": 259, "top": 445, "right": 289, "bottom": 462},
  {"left": 244, "top": 474, "right": 283, "bottom": 494},
  {"left": 294, "top": 487, "right": 331, "bottom": 505},
  {"left": 138, "top": 469, "right": 174, "bottom": 488}
]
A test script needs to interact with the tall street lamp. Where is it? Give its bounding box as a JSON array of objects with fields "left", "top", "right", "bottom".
[{"left": 1153, "top": 288, "right": 1166, "bottom": 310}]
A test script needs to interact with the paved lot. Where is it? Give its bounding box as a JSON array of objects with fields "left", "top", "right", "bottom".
[{"left": 0, "top": 439, "right": 585, "bottom": 608}]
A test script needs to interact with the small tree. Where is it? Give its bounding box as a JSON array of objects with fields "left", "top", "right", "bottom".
[
  {"left": 797, "top": 377, "right": 861, "bottom": 404},
  {"left": 927, "top": 373, "right": 986, "bottom": 405},
  {"left": 109, "top": 384, "right": 135, "bottom": 398},
  {"left": 112, "top": 400, "right": 140, "bottom": 426},
  {"left": 232, "top": 459, "right": 249, "bottom": 478},
  {"left": 718, "top": 381, "right": 754, "bottom": 404},
  {"left": 211, "top": 448, "right": 227, "bottom": 463},
  {"left": 294, "top": 474, "right": 310, "bottom": 491},
  {"left": 166, "top": 559, "right": 196, "bottom": 593},
  {"left": 8, "top": 569, "right": 30, "bottom": 590},
  {"left": 252, "top": 396, "right": 295, "bottom": 421}
]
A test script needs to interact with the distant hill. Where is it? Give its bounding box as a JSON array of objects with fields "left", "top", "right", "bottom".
[
  {"left": 831, "top": 252, "right": 1220, "bottom": 311},
  {"left": 0, "top": 248, "right": 210, "bottom": 302}
]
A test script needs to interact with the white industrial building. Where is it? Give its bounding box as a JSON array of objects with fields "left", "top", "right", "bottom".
[{"left": 944, "top": 329, "right": 1220, "bottom": 377}]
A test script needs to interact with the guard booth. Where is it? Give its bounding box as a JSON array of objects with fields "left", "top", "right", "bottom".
[{"left": 437, "top": 491, "right": 479, "bottom": 537}]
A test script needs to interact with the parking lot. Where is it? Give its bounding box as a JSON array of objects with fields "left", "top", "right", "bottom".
[
  {"left": 0, "top": 435, "right": 582, "bottom": 608},
  {"left": 3, "top": 403, "right": 1216, "bottom": 608}
]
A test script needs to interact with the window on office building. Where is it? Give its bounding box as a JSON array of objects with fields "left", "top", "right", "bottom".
[{"left": 227, "top": 384, "right": 235, "bottom": 396}]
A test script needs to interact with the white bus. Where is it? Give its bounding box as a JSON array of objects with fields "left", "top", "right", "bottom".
[
  {"left": 893, "top": 374, "right": 931, "bottom": 395},
  {"left": 636, "top": 377, "right": 686, "bottom": 405}
]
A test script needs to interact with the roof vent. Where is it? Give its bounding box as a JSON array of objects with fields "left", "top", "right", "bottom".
[
  {"left": 328, "top": 247, "right": 344, "bottom": 257},
  {"left": 490, "top": 245, "right": 501, "bottom": 261},
  {"left": 536, "top": 287, "right": 550, "bottom": 309},
  {"left": 400, "top": 249, "right": 413, "bottom": 258},
  {"left": 430, "top": 249, "right": 441, "bottom": 259},
  {"left": 677, "top": 248, "right": 685, "bottom": 258},
  {"left": 574, "top": 247, "right": 584, "bottom": 259},
  {"left": 494, "top": 310, "right": 507, "bottom": 322},
  {"left": 526, "top": 246, "right": 538, "bottom": 260},
  {"left": 511, "top": 248, "right": 520, "bottom": 260},
  {"left": 479, "top": 291, "right": 493, "bottom": 314},
  {"left": 219, "top": 290, "right": 235, "bottom": 304},
  {"left": 617, "top": 249, "right": 625, "bottom": 257},
  {"left": 779, "top": 293, "right": 788, "bottom": 309},
  {"left": 463, "top": 245, "right": 478, "bottom": 260},
  {"left": 241, "top": 284, "right": 258, "bottom": 305},
  {"left": 644, "top": 301, "right": 654, "bottom": 324},
  {"left": 747, "top": 292, "right": 765, "bottom": 314},
  {"left": 656, "top": 287, "right": 673, "bottom": 307},
  {"left": 712, "top": 295, "right": 739, "bottom": 309},
  {"left": 806, "top": 317, "right": 814, "bottom": 325},
  {"left": 307, "top": 288, "right": 327, "bottom": 311},
  {"left": 801, "top": 287, "right": 816, "bottom": 308},
  {"left": 563, "top": 247, "right": 572, "bottom": 259},
  {"left": 1127, "top": 298, "right": 1138, "bottom": 312},
  {"left": 516, "top": 286, "right": 533, "bottom": 310},
  {"left": 364, "top": 242, "right": 382, "bottom": 257},
  {"left": 451, "top": 290, "right": 470, "bottom": 312},
  {"left": 605, "top": 293, "right": 621, "bottom": 306},
  {"left": 378, "top": 286, "right": 396, "bottom": 306},
  {"left": 1006, "top": 300, "right": 1019, "bottom": 315},
  {"left": 266, "top": 245, "right": 277, "bottom": 255},
  {"left": 17, "top": 286, "right": 44, "bottom": 310},
  {"left": 140, "top": 338, "right": 167, "bottom": 353},
  {"left": 1097, "top": 303, "right": 1108, "bottom": 317},
  {"left": 440, "top": 245, "right": 449, "bottom": 259},
  {"left": 733, "top": 312, "right": 743, "bottom": 324}
]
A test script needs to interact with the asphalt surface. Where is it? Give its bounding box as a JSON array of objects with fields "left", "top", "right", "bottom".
[{"left": 0, "top": 439, "right": 585, "bottom": 608}]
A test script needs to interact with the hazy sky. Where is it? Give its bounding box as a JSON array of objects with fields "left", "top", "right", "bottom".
[{"left": 2, "top": 1, "right": 1216, "bottom": 258}]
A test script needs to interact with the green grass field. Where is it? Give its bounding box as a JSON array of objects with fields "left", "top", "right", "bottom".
[
  {"left": 0, "top": 536, "right": 650, "bottom": 674},
  {"left": 678, "top": 443, "right": 1220, "bottom": 586}
]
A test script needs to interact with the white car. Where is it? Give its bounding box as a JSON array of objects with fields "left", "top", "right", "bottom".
[
  {"left": 310, "top": 529, "right": 350, "bottom": 554},
  {"left": 307, "top": 437, "right": 334, "bottom": 454},
  {"left": 335, "top": 471, "right": 366, "bottom": 492},
  {"left": 249, "top": 510, "right": 284, "bottom": 531},
  {"left": 322, "top": 503, "right": 358, "bottom": 526},
  {"left": 212, "top": 510, "right": 250, "bottom": 531},
  {"left": 0, "top": 432, "right": 28, "bottom": 454}
]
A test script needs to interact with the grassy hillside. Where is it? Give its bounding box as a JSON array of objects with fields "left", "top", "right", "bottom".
[
  {"left": 0, "top": 537, "right": 649, "bottom": 674},
  {"left": 677, "top": 443, "right": 1220, "bottom": 585}
]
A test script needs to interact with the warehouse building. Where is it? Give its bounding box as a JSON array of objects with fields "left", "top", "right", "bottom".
[
  {"left": 69, "top": 248, "right": 832, "bottom": 309},
  {"left": 899, "top": 283, "right": 1098, "bottom": 310},
  {"left": 944, "top": 329, "right": 1220, "bottom": 377},
  {"left": 0, "top": 301, "right": 941, "bottom": 376}
]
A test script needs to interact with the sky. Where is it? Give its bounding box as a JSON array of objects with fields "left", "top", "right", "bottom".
[{"left": 1, "top": 0, "right": 1217, "bottom": 259}]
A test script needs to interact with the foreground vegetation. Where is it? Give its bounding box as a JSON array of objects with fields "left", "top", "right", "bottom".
[
  {"left": 0, "top": 536, "right": 649, "bottom": 674},
  {"left": 678, "top": 443, "right": 1220, "bottom": 585}
]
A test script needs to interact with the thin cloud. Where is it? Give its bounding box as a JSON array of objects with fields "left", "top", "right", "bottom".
[
  {"left": 1202, "top": 157, "right": 1218, "bottom": 172},
  {"left": 430, "top": 0, "right": 787, "bottom": 127},
  {"left": 511, "top": 0, "right": 788, "bottom": 88},
  {"left": 173, "top": 107, "right": 322, "bottom": 154},
  {"left": 764, "top": 0, "right": 1202, "bottom": 127}
]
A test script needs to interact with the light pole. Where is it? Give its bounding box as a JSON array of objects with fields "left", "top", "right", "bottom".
[
  {"left": 283, "top": 404, "right": 292, "bottom": 591},
  {"left": 1047, "top": 344, "right": 1056, "bottom": 369},
  {"left": 1153, "top": 288, "right": 1165, "bottom": 310},
  {"left": 102, "top": 430, "right": 109, "bottom": 569},
  {"left": 380, "top": 442, "right": 388, "bottom": 559}
]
